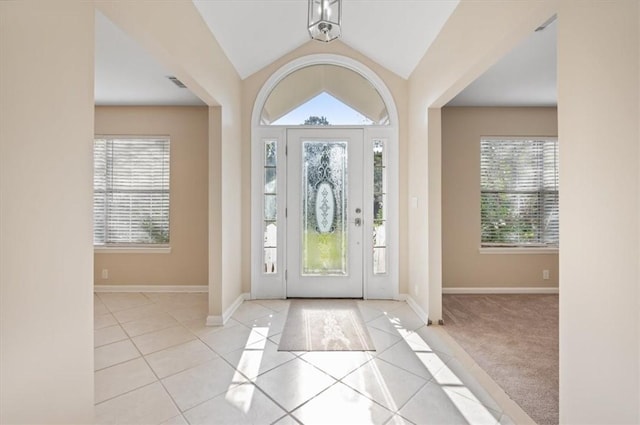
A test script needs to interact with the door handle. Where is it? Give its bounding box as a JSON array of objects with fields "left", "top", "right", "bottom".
[{"left": 354, "top": 217, "right": 362, "bottom": 227}]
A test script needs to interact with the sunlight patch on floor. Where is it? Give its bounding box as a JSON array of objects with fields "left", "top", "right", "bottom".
[
  {"left": 394, "top": 318, "right": 499, "bottom": 424},
  {"left": 225, "top": 327, "right": 269, "bottom": 413}
]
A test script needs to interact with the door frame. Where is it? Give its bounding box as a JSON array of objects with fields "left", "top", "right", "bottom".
[
  {"left": 250, "top": 54, "right": 399, "bottom": 300},
  {"left": 285, "top": 128, "right": 365, "bottom": 298}
]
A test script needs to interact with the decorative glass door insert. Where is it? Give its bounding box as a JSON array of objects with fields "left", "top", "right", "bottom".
[{"left": 302, "top": 141, "right": 348, "bottom": 275}]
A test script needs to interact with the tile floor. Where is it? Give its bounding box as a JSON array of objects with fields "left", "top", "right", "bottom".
[{"left": 94, "top": 293, "right": 520, "bottom": 425}]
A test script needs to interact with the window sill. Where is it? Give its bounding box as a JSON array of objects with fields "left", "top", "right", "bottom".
[
  {"left": 94, "top": 245, "right": 171, "bottom": 254},
  {"left": 479, "top": 247, "right": 558, "bottom": 255}
]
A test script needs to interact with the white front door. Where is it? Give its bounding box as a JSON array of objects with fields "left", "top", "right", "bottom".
[{"left": 286, "top": 128, "right": 364, "bottom": 298}]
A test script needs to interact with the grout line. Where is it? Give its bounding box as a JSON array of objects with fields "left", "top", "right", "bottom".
[
  {"left": 294, "top": 346, "right": 416, "bottom": 416},
  {"left": 93, "top": 325, "right": 129, "bottom": 348},
  {"left": 171, "top": 299, "right": 294, "bottom": 417},
  {"left": 141, "top": 292, "right": 156, "bottom": 303},
  {"left": 93, "top": 293, "right": 205, "bottom": 418},
  {"left": 207, "top": 345, "right": 295, "bottom": 417},
  {"left": 373, "top": 353, "right": 437, "bottom": 386},
  {"left": 97, "top": 296, "right": 502, "bottom": 425},
  {"left": 285, "top": 381, "right": 342, "bottom": 415},
  {"left": 94, "top": 381, "right": 160, "bottom": 407},
  {"left": 271, "top": 413, "right": 301, "bottom": 425},
  {"left": 123, "top": 299, "right": 189, "bottom": 418},
  {"left": 343, "top": 369, "right": 420, "bottom": 415},
  {"left": 93, "top": 341, "right": 142, "bottom": 372},
  {"left": 143, "top": 342, "right": 221, "bottom": 381},
  {"left": 128, "top": 328, "right": 197, "bottom": 356},
  {"left": 119, "top": 316, "right": 181, "bottom": 340}
]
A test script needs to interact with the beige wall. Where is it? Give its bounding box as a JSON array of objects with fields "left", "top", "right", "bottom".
[
  {"left": 442, "top": 107, "right": 559, "bottom": 288},
  {"left": 558, "top": 1, "right": 639, "bottom": 422},
  {"left": 94, "top": 106, "right": 209, "bottom": 286},
  {"left": 241, "top": 40, "right": 410, "bottom": 294},
  {"left": 407, "top": 0, "right": 557, "bottom": 319},
  {"left": 409, "top": 1, "right": 639, "bottom": 421},
  {"left": 1, "top": 1, "right": 639, "bottom": 423},
  {"left": 97, "top": 1, "right": 243, "bottom": 317},
  {"left": 0, "top": 2, "right": 95, "bottom": 422}
]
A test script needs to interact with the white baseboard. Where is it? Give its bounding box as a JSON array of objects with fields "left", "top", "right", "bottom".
[
  {"left": 443, "top": 287, "right": 559, "bottom": 294},
  {"left": 401, "top": 293, "right": 430, "bottom": 325},
  {"left": 94, "top": 285, "right": 208, "bottom": 293},
  {"left": 206, "top": 293, "right": 250, "bottom": 326}
]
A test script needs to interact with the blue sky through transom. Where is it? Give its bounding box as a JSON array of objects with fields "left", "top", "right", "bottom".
[{"left": 272, "top": 92, "right": 374, "bottom": 126}]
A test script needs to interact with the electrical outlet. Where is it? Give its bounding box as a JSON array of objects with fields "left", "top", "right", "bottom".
[
  {"left": 101, "top": 269, "right": 109, "bottom": 279},
  {"left": 543, "top": 269, "right": 550, "bottom": 280}
]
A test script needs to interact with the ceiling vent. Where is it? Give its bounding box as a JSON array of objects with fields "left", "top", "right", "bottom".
[{"left": 167, "top": 76, "right": 187, "bottom": 88}]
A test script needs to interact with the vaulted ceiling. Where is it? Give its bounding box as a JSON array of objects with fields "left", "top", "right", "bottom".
[
  {"left": 94, "top": 1, "right": 557, "bottom": 107},
  {"left": 192, "top": 0, "right": 459, "bottom": 80}
]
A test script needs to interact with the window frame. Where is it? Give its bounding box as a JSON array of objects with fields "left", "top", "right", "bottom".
[
  {"left": 93, "top": 135, "right": 171, "bottom": 253},
  {"left": 479, "top": 136, "right": 559, "bottom": 254}
]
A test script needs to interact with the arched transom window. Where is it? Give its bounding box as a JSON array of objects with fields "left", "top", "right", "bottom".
[{"left": 260, "top": 64, "right": 390, "bottom": 126}]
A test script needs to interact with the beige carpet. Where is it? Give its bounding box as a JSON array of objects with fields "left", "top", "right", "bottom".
[
  {"left": 278, "top": 299, "right": 375, "bottom": 351},
  {"left": 443, "top": 294, "right": 559, "bottom": 425}
]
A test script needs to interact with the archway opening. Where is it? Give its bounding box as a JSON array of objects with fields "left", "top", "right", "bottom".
[{"left": 251, "top": 55, "right": 399, "bottom": 300}]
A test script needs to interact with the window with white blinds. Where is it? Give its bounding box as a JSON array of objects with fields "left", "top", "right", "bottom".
[
  {"left": 94, "top": 137, "right": 170, "bottom": 246},
  {"left": 480, "top": 137, "right": 559, "bottom": 248}
]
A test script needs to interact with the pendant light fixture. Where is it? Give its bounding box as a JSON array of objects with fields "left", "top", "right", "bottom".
[{"left": 308, "top": 0, "right": 341, "bottom": 43}]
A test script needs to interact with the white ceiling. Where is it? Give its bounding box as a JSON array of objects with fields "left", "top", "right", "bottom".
[
  {"left": 94, "top": 11, "right": 205, "bottom": 106},
  {"left": 192, "top": 0, "right": 459, "bottom": 80},
  {"left": 447, "top": 19, "right": 557, "bottom": 107},
  {"left": 94, "top": 2, "right": 557, "bottom": 107}
]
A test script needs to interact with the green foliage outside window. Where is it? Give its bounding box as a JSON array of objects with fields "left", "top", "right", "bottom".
[{"left": 304, "top": 115, "right": 330, "bottom": 126}]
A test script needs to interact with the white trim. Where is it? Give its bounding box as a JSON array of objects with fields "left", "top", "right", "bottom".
[
  {"left": 95, "top": 246, "right": 171, "bottom": 254},
  {"left": 206, "top": 316, "right": 224, "bottom": 326},
  {"left": 94, "top": 285, "right": 207, "bottom": 293},
  {"left": 481, "top": 135, "right": 558, "bottom": 142},
  {"left": 95, "top": 134, "right": 171, "bottom": 139},
  {"left": 251, "top": 54, "right": 399, "bottom": 128},
  {"left": 402, "top": 294, "right": 430, "bottom": 325},
  {"left": 443, "top": 287, "right": 559, "bottom": 294},
  {"left": 251, "top": 54, "right": 400, "bottom": 300},
  {"left": 251, "top": 128, "right": 286, "bottom": 299},
  {"left": 364, "top": 129, "right": 399, "bottom": 300},
  {"left": 206, "top": 293, "right": 250, "bottom": 326},
  {"left": 479, "top": 247, "right": 558, "bottom": 255}
]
